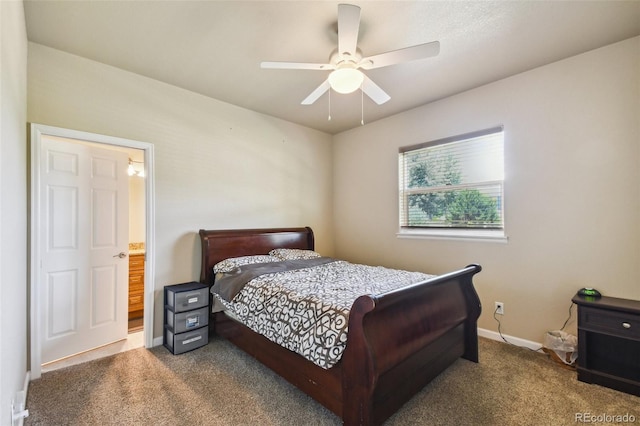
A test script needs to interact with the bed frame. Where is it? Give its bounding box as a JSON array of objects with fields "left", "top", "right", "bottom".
[{"left": 199, "top": 227, "right": 482, "bottom": 426}]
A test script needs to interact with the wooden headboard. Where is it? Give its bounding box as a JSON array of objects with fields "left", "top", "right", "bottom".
[{"left": 198, "top": 227, "right": 315, "bottom": 286}]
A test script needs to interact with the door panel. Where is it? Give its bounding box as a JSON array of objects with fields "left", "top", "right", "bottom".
[
  {"left": 92, "top": 189, "right": 117, "bottom": 246},
  {"left": 48, "top": 185, "right": 78, "bottom": 250},
  {"left": 41, "top": 136, "right": 129, "bottom": 364},
  {"left": 91, "top": 265, "right": 117, "bottom": 326},
  {"left": 47, "top": 270, "right": 77, "bottom": 337}
]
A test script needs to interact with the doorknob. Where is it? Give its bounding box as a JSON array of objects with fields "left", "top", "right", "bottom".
[{"left": 113, "top": 252, "right": 127, "bottom": 259}]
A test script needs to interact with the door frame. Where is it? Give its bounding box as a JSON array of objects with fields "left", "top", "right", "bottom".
[{"left": 29, "top": 123, "right": 155, "bottom": 379}]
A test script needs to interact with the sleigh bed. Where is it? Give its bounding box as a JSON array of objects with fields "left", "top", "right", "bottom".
[{"left": 199, "top": 227, "right": 482, "bottom": 425}]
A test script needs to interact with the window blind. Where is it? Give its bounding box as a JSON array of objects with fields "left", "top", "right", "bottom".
[{"left": 399, "top": 127, "right": 504, "bottom": 229}]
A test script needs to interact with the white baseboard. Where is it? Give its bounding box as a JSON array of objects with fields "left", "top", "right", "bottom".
[
  {"left": 478, "top": 327, "right": 543, "bottom": 351},
  {"left": 152, "top": 336, "right": 164, "bottom": 347}
]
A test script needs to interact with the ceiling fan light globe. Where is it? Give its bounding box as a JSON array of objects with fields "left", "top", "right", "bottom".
[{"left": 328, "top": 68, "right": 364, "bottom": 94}]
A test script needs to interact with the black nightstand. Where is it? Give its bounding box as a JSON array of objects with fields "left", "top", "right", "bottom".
[
  {"left": 572, "top": 294, "right": 640, "bottom": 396},
  {"left": 164, "top": 282, "right": 209, "bottom": 354}
]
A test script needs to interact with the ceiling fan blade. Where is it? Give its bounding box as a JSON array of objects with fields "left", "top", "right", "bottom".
[
  {"left": 301, "top": 80, "right": 331, "bottom": 105},
  {"left": 359, "top": 41, "right": 440, "bottom": 70},
  {"left": 337, "top": 4, "right": 361, "bottom": 58},
  {"left": 361, "top": 74, "right": 390, "bottom": 105},
  {"left": 261, "top": 61, "right": 332, "bottom": 71}
]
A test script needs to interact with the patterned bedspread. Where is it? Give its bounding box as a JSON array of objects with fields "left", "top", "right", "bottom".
[{"left": 214, "top": 259, "right": 435, "bottom": 369}]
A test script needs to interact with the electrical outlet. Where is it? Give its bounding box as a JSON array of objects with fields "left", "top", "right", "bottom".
[{"left": 495, "top": 302, "right": 504, "bottom": 315}]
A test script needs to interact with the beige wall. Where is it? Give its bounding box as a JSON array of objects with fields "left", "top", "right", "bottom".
[
  {"left": 333, "top": 37, "right": 640, "bottom": 343},
  {"left": 129, "top": 175, "right": 146, "bottom": 244},
  {"left": 1, "top": 0, "right": 28, "bottom": 418},
  {"left": 27, "top": 43, "right": 334, "bottom": 339},
  {"left": 24, "top": 34, "right": 640, "bottom": 347}
]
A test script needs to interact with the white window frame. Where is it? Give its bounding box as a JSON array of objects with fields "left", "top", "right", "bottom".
[{"left": 397, "top": 126, "right": 507, "bottom": 243}]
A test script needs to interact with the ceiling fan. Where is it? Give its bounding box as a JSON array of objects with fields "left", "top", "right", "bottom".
[{"left": 260, "top": 3, "right": 440, "bottom": 106}]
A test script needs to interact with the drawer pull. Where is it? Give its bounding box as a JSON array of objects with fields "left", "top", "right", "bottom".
[{"left": 622, "top": 322, "right": 631, "bottom": 329}]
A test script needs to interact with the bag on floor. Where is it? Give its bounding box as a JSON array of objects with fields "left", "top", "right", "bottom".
[{"left": 542, "top": 330, "right": 578, "bottom": 369}]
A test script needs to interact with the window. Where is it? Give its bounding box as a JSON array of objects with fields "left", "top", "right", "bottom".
[{"left": 398, "top": 127, "right": 504, "bottom": 237}]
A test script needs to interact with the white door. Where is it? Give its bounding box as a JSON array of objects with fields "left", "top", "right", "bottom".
[{"left": 39, "top": 136, "right": 129, "bottom": 364}]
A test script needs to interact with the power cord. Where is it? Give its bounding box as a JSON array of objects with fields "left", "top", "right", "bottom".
[
  {"left": 492, "top": 301, "right": 576, "bottom": 352},
  {"left": 559, "top": 302, "right": 574, "bottom": 331},
  {"left": 492, "top": 305, "right": 543, "bottom": 352}
]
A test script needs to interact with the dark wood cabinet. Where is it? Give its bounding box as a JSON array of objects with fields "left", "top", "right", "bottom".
[
  {"left": 128, "top": 253, "right": 145, "bottom": 320},
  {"left": 572, "top": 294, "right": 640, "bottom": 396}
]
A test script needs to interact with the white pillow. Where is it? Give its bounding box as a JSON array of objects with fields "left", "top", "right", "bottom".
[
  {"left": 213, "top": 255, "right": 280, "bottom": 273},
  {"left": 269, "top": 248, "right": 322, "bottom": 261}
]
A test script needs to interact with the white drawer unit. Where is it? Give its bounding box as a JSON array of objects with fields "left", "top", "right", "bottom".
[{"left": 164, "top": 282, "right": 209, "bottom": 354}]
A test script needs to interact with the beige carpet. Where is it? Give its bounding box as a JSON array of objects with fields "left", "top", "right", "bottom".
[{"left": 26, "top": 336, "right": 639, "bottom": 425}]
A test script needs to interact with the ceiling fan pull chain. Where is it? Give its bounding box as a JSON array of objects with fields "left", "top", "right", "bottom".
[
  {"left": 361, "top": 85, "right": 364, "bottom": 126},
  {"left": 328, "top": 88, "right": 332, "bottom": 121}
]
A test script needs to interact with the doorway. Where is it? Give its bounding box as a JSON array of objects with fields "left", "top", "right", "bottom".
[
  {"left": 125, "top": 149, "right": 146, "bottom": 334},
  {"left": 30, "top": 123, "right": 155, "bottom": 380}
]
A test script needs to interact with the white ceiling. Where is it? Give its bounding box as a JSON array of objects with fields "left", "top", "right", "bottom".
[{"left": 24, "top": 1, "right": 640, "bottom": 135}]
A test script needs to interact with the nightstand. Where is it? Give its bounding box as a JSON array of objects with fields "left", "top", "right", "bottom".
[
  {"left": 164, "top": 282, "right": 209, "bottom": 354},
  {"left": 572, "top": 294, "right": 640, "bottom": 396}
]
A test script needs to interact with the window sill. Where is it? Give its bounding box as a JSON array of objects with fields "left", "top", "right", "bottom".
[{"left": 397, "top": 228, "right": 508, "bottom": 243}]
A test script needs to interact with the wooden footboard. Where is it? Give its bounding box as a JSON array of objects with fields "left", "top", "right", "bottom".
[
  {"left": 341, "top": 264, "right": 482, "bottom": 425},
  {"left": 199, "top": 228, "right": 482, "bottom": 426}
]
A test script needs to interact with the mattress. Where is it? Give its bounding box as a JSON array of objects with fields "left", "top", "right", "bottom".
[{"left": 212, "top": 258, "right": 435, "bottom": 369}]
